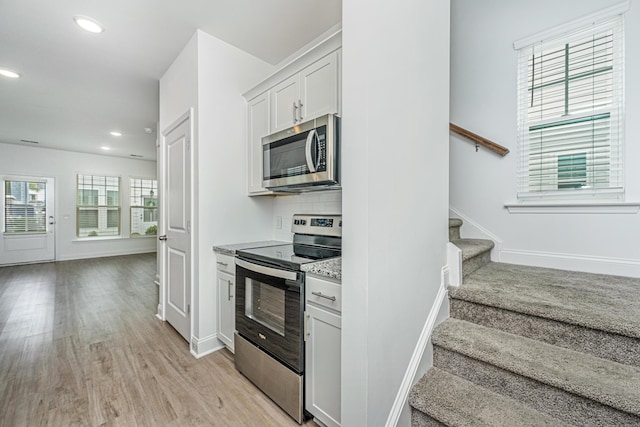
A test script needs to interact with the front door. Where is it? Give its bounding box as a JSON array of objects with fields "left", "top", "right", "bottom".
[
  {"left": 161, "top": 112, "right": 192, "bottom": 342},
  {"left": 1, "top": 176, "right": 55, "bottom": 265}
]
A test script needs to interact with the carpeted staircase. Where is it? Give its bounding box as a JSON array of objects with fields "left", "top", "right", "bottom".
[{"left": 408, "top": 218, "right": 640, "bottom": 426}]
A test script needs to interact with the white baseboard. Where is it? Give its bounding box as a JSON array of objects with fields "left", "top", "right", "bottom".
[
  {"left": 56, "top": 249, "right": 156, "bottom": 262},
  {"left": 190, "top": 333, "right": 226, "bottom": 359},
  {"left": 384, "top": 282, "right": 449, "bottom": 427},
  {"left": 500, "top": 249, "right": 640, "bottom": 278},
  {"left": 449, "top": 206, "right": 502, "bottom": 261}
]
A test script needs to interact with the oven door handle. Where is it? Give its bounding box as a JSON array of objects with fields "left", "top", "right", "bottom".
[
  {"left": 236, "top": 258, "right": 299, "bottom": 281},
  {"left": 305, "top": 129, "right": 318, "bottom": 173}
]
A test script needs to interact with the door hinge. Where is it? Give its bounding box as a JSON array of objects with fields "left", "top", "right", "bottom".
[
  {"left": 186, "top": 220, "right": 191, "bottom": 234},
  {"left": 187, "top": 303, "right": 190, "bottom": 314}
]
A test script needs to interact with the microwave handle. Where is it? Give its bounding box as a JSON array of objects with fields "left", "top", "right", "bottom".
[{"left": 305, "top": 129, "right": 318, "bottom": 173}]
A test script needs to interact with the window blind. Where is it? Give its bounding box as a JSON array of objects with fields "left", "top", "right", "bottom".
[
  {"left": 76, "top": 174, "right": 120, "bottom": 237},
  {"left": 4, "top": 180, "right": 46, "bottom": 233},
  {"left": 516, "top": 16, "right": 624, "bottom": 200},
  {"left": 129, "top": 178, "right": 157, "bottom": 237}
]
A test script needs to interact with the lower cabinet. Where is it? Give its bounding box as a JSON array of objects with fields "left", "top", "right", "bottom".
[
  {"left": 216, "top": 253, "right": 235, "bottom": 352},
  {"left": 305, "top": 275, "right": 341, "bottom": 427}
]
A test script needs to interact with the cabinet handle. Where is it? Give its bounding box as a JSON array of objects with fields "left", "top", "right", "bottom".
[
  {"left": 228, "top": 280, "right": 233, "bottom": 300},
  {"left": 311, "top": 291, "right": 336, "bottom": 302},
  {"left": 217, "top": 261, "right": 228, "bottom": 267},
  {"left": 298, "top": 99, "right": 303, "bottom": 121},
  {"left": 304, "top": 311, "right": 309, "bottom": 341},
  {"left": 293, "top": 101, "right": 298, "bottom": 123}
]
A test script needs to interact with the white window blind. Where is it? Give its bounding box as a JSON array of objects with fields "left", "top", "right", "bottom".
[
  {"left": 129, "top": 178, "right": 157, "bottom": 237},
  {"left": 76, "top": 174, "right": 120, "bottom": 237},
  {"left": 516, "top": 16, "right": 624, "bottom": 200},
  {"left": 4, "top": 180, "right": 46, "bottom": 233}
]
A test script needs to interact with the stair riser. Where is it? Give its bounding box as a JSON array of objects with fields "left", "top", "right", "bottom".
[
  {"left": 448, "top": 225, "right": 461, "bottom": 242},
  {"left": 450, "top": 298, "right": 640, "bottom": 367},
  {"left": 462, "top": 251, "right": 491, "bottom": 278},
  {"left": 433, "top": 347, "right": 640, "bottom": 426},
  {"left": 411, "top": 409, "right": 446, "bottom": 427}
]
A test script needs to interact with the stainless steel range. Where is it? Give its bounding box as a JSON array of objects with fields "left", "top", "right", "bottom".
[{"left": 234, "top": 214, "right": 342, "bottom": 423}]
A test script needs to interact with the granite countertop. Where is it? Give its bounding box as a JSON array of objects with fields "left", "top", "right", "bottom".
[
  {"left": 301, "top": 257, "right": 342, "bottom": 282},
  {"left": 212, "top": 240, "right": 288, "bottom": 256}
]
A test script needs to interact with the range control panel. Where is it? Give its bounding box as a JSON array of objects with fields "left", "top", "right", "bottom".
[{"left": 291, "top": 214, "right": 342, "bottom": 237}]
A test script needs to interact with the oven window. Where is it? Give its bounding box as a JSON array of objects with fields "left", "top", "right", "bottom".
[{"left": 245, "top": 277, "right": 286, "bottom": 336}]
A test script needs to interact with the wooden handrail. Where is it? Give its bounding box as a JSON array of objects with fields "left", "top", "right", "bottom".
[{"left": 449, "top": 123, "right": 509, "bottom": 157}]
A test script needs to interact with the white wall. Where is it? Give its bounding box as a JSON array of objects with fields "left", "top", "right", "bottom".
[
  {"left": 341, "top": 0, "right": 450, "bottom": 425},
  {"left": 0, "top": 143, "right": 157, "bottom": 261},
  {"left": 159, "top": 30, "right": 275, "bottom": 351},
  {"left": 450, "top": 0, "right": 640, "bottom": 277},
  {"left": 272, "top": 190, "right": 342, "bottom": 241},
  {"left": 194, "top": 30, "right": 275, "bottom": 344}
]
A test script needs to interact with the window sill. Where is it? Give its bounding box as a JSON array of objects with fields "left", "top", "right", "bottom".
[{"left": 504, "top": 202, "right": 640, "bottom": 214}]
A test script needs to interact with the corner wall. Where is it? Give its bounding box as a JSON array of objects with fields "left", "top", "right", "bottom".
[
  {"left": 450, "top": 0, "right": 640, "bottom": 277},
  {"left": 0, "top": 143, "right": 157, "bottom": 262},
  {"left": 341, "top": 0, "right": 450, "bottom": 425}
]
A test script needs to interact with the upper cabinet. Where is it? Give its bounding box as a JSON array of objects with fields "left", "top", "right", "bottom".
[
  {"left": 247, "top": 93, "right": 270, "bottom": 195},
  {"left": 270, "top": 52, "right": 340, "bottom": 133},
  {"left": 243, "top": 30, "right": 342, "bottom": 196}
]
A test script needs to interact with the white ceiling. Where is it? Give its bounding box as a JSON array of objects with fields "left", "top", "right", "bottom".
[{"left": 0, "top": 0, "right": 341, "bottom": 161}]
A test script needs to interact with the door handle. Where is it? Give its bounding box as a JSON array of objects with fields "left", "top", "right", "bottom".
[
  {"left": 48, "top": 216, "right": 55, "bottom": 225},
  {"left": 305, "top": 129, "right": 318, "bottom": 173},
  {"left": 311, "top": 291, "right": 336, "bottom": 302},
  {"left": 158, "top": 235, "right": 167, "bottom": 241},
  {"left": 228, "top": 280, "right": 233, "bottom": 301},
  {"left": 292, "top": 101, "right": 298, "bottom": 123},
  {"left": 298, "top": 99, "right": 303, "bottom": 121}
]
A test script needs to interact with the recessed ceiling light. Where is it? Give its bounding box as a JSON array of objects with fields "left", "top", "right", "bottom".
[
  {"left": 73, "top": 16, "right": 104, "bottom": 33},
  {"left": 0, "top": 68, "right": 20, "bottom": 78},
  {"left": 110, "top": 131, "right": 122, "bottom": 137},
  {"left": 101, "top": 146, "right": 111, "bottom": 150}
]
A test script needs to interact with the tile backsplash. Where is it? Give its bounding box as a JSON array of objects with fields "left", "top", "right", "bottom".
[{"left": 273, "top": 190, "right": 342, "bottom": 241}]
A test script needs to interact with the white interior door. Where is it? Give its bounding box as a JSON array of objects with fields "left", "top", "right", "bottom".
[
  {"left": 1, "top": 176, "right": 55, "bottom": 265},
  {"left": 161, "top": 113, "right": 192, "bottom": 342}
]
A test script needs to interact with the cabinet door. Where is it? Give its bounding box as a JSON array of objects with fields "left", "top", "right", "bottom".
[
  {"left": 305, "top": 304, "right": 341, "bottom": 427},
  {"left": 300, "top": 51, "right": 339, "bottom": 122},
  {"left": 217, "top": 270, "right": 235, "bottom": 352},
  {"left": 247, "top": 93, "right": 271, "bottom": 195},
  {"left": 270, "top": 74, "right": 299, "bottom": 133}
]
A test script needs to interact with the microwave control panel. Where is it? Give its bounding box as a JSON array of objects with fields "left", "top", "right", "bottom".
[{"left": 291, "top": 214, "right": 342, "bottom": 237}]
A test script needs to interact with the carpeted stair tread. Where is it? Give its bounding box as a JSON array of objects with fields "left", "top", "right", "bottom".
[
  {"left": 409, "top": 367, "right": 565, "bottom": 427},
  {"left": 449, "top": 218, "right": 463, "bottom": 228},
  {"left": 449, "top": 262, "right": 640, "bottom": 339},
  {"left": 432, "top": 318, "right": 640, "bottom": 416},
  {"left": 450, "top": 238, "right": 494, "bottom": 261}
]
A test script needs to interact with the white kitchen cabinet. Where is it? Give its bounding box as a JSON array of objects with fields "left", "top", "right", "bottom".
[
  {"left": 270, "top": 51, "right": 340, "bottom": 133},
  {"left": 246, "top": 92, "right": 271, "bottom": 195},
  {"left": 305, "top": 274, "right": 341, "bottom": 427},
  {"left": 216, "top": 253, "right": 235, "bottom": 352}
]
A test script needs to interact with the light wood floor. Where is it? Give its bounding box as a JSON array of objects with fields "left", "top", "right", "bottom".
[{"left": 0, "top": 253, "right": 314, "bottom": 426}]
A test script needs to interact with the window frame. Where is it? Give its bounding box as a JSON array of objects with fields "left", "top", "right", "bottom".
[
  {"left": 76, "top": 174, "right": 121, "bottom": 238},
  {"left": 515, "top": 14, "right": 625, "bottom": 202},
  {"left": 129, "top": 177, "right": 157, "bottom": 238}
]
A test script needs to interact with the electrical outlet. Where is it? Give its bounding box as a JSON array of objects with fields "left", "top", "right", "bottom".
[{"left": 276, "top": 216, "right": 282, "bottom": 229}]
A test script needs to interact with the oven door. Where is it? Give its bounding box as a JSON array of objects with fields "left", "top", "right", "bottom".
[{"left": 235, "top": 258, "right": 304, "bottom": 373}]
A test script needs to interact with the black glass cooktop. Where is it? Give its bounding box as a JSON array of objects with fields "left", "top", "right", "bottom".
[{"left": 237, "top": 243, "right": 340, "bottom": 271}]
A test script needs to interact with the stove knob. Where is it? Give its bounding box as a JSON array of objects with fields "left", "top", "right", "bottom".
[{"left": 294, "top": 220, "right": 299, "bottom": 225}]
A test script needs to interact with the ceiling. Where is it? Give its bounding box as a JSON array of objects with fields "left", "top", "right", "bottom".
[{"left": 0, "top": 0, "right": 341, "bottom": 161}]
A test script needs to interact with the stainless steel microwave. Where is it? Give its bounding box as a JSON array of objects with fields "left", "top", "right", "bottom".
[{"left": 262, "top": 114, "right": 340, "bottom": 192}]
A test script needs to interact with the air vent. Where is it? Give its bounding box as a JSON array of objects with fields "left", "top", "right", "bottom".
[
  {"left": 20, "top": 139, "right": 39, "bottom": 144},
  {"left": 129, "top": 154, "right": 143, "bottom": 158}
]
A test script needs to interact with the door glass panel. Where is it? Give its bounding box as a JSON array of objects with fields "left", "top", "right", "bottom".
[
  {"left": 245, "top": 277, "right": 286, "bottom": 336},
  {"left": 4, "top": 180, "right": 46, "bottom": 233}
]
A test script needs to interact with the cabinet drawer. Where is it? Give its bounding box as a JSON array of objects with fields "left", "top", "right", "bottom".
[
  {"left": 215, "top": 253, "right": 235, "bottom": 274},
  {"left": 306, "top": 275, "right": 341, "bottom": 313}
]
